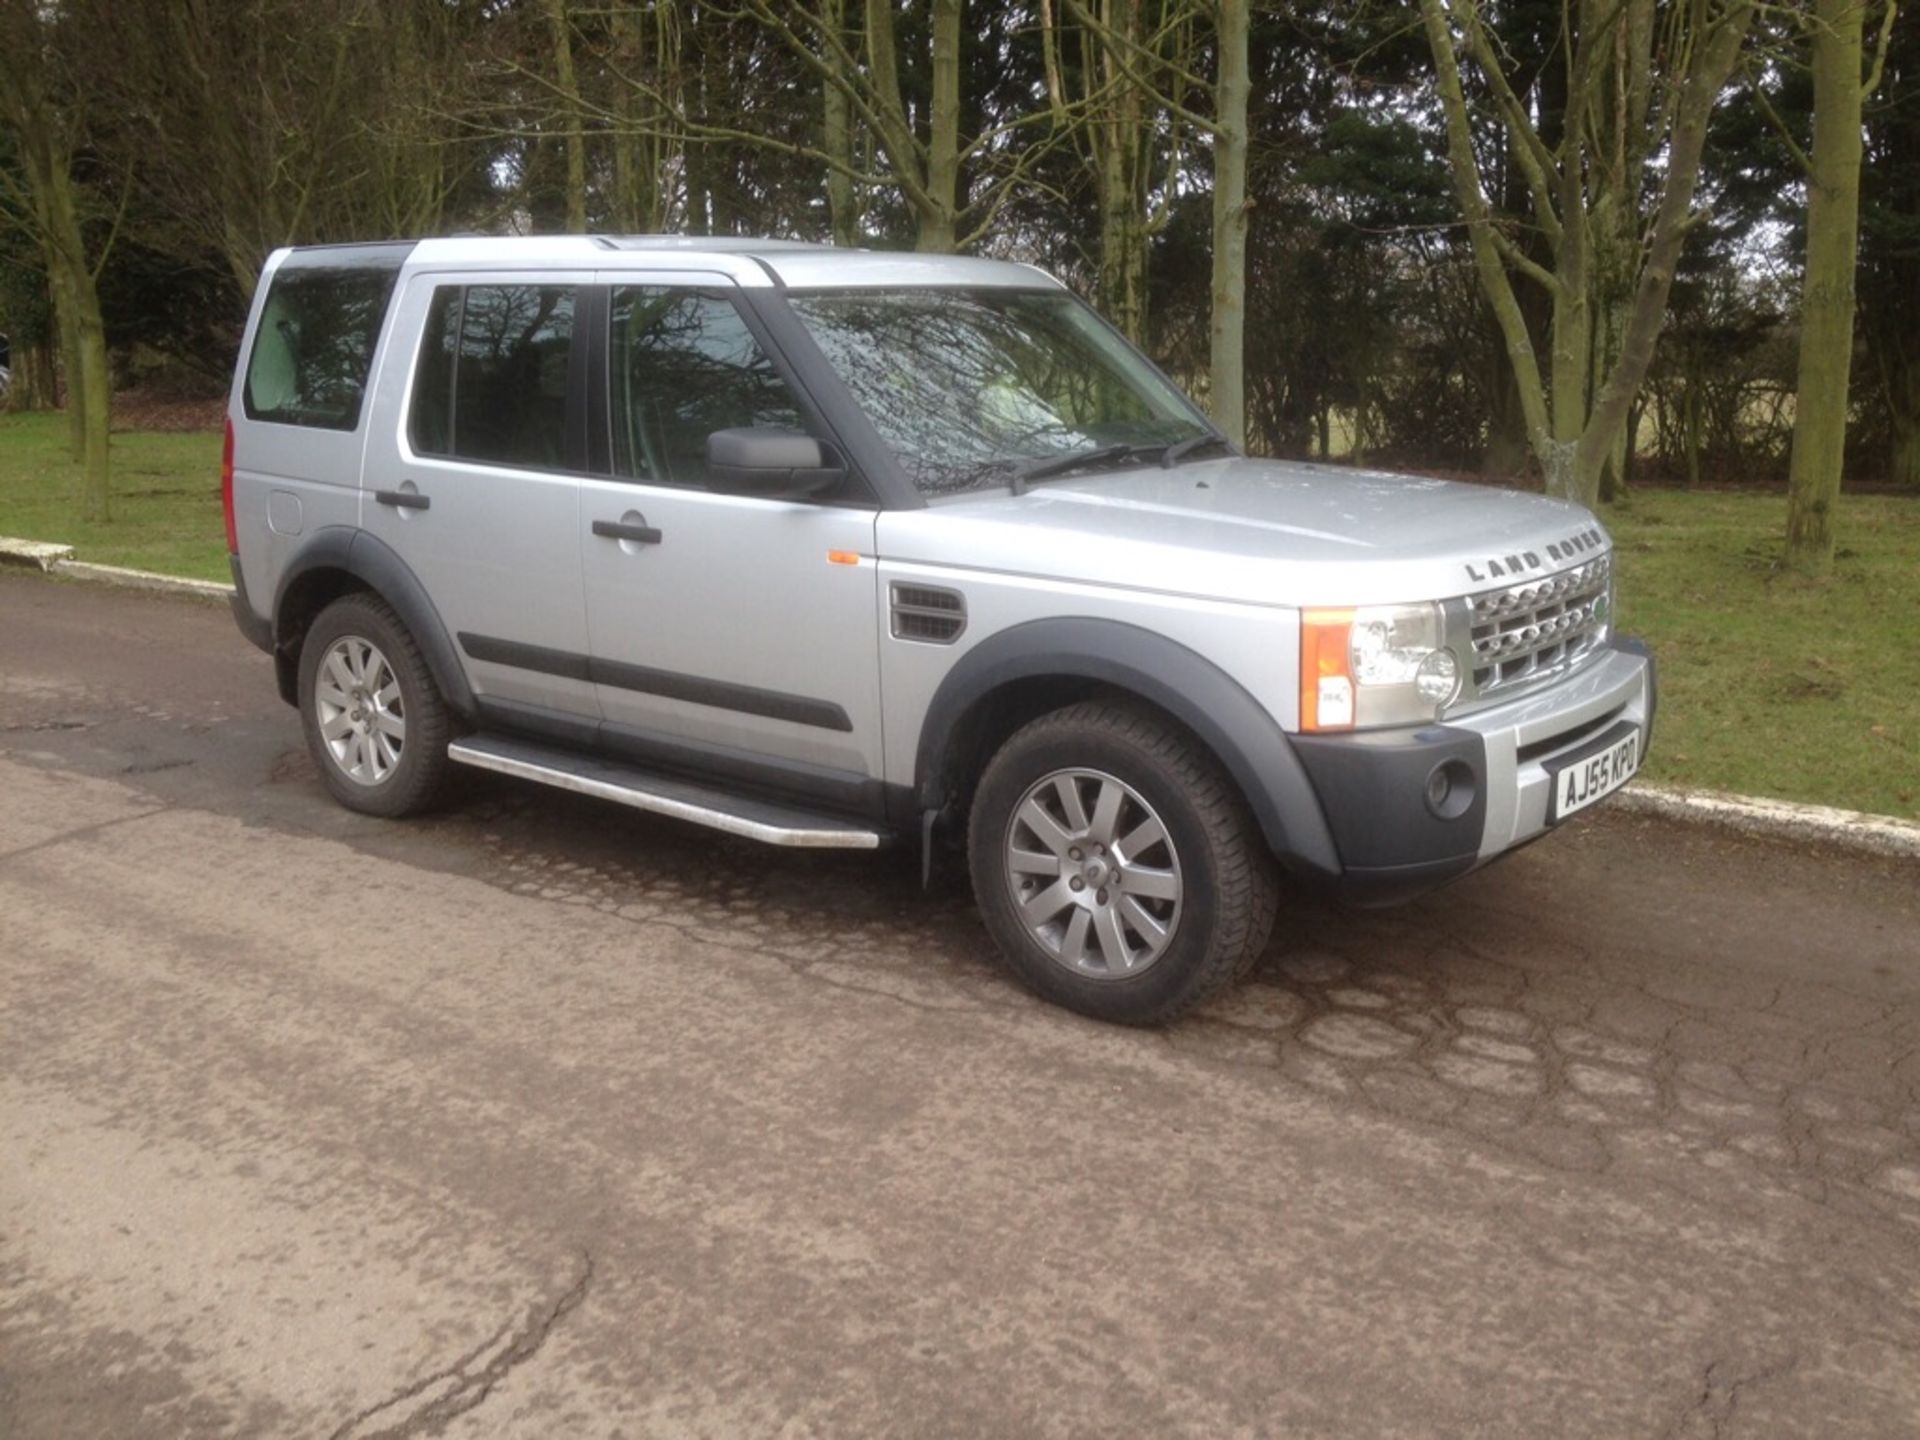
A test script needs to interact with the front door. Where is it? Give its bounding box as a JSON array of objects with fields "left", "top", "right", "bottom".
[
  {"left": 579, "top": 280, "right": 883, "bottom": 797},
  {"left": 360, "top": 271, "right": 598, "bottom": 723}
]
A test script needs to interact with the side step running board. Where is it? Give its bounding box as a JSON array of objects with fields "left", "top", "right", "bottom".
[{"left": 447, "top": 735, "right": 883, "bottom": 849}]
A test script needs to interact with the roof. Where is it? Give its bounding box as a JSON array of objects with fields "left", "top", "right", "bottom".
[{"left": 279, "top": 234, "right": 1062, "bottom": 291}]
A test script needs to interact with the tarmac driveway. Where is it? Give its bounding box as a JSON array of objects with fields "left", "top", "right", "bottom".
[{"left": 2, "top": 570, "right": 1917, "bottom": 1438}]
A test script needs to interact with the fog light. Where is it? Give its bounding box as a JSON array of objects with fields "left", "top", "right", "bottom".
[
  {"left": 1415, "top": 648, "right": 1461, "bottom": 706},
  {"left": 1424, "top": 759, "right": 1476, "bottom": 819}
]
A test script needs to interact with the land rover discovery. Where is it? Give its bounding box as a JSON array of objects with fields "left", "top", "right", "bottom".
[{"left": 225, "top": 236, "right": 1654, "bottom": 1024}]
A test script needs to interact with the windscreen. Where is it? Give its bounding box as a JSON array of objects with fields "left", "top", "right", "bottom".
[{"left": 786, "top": 288, "right": 1209, "bottom": 497}]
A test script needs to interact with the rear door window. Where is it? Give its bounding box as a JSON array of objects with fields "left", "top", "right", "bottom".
[
  {"left": 409, "top": 284, "right": 578, "bottom": 469},
  {"left": 243, "top": 266, "right": 399, "bottom": 430}
]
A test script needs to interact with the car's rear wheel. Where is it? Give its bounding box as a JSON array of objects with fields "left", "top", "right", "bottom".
[
  {"left": 968, "top": 700, "right": 1279, "bottom": 1024},
  {"left": 298, "top": 593, "right": 451, "bottom": 817}
]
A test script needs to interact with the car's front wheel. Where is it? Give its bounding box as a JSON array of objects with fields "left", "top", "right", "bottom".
[
  {"left": 967, "top": 700, "right": 1279, "bottom": 1024},
  {"left": 297, "top": 593, "right": 451, "bottom": 817}
]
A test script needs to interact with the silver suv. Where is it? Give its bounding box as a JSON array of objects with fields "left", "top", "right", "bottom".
[{"left": 224, "top": 237, "right": 1654, "bottom": 1024}]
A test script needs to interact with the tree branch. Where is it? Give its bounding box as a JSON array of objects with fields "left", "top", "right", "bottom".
[{"left": 1862, "top": 0, "right": 1898, "bottom": 97}]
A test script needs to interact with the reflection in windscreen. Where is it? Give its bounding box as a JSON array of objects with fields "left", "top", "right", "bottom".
[{"left": 787, "top": 289, "right": 1208, "bottom": 497}]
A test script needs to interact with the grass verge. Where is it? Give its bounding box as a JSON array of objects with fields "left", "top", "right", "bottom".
[
  {"left": 1609, "top": 488, "right": 1918, "bottom": 820},
  {"left": 3, "top": 413, "right": 1915, "bottom": 817},
  {"left": 0, "top": 413, "right": 229, "bottom": 583}
]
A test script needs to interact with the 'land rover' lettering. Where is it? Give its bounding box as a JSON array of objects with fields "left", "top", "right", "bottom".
[{"left": 1467, "top": 526, "right": 1605, "bottom": 584}]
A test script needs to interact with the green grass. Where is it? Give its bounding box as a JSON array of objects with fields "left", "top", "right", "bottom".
[
  {"left": 1608, "top": 489, "right": 1920, "bottom": 820},
  {"left": 0, "top": 413, "right": 228, "bottom": 583},
  {"left": 4, "top": 413, "right": 1916, "bottom": 817}
]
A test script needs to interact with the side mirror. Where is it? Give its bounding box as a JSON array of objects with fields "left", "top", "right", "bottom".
[{"left": 706, "top": 427, "right": 846, "bottom": 498}]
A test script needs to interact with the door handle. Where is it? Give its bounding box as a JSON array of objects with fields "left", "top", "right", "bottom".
[
  {"left": 375, "top": 489, "right": 431, "bottom": 511},
  {"left": 592, "top": 519, "right": 663, "bottom": 545}
]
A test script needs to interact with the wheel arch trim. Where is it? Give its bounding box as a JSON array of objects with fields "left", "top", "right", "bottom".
[
  {"left": 913, "top": 617, "right": 1339, "bottom": 876},
  {"left": 270, "top": 527, "right": 477, "bottom": 721}
]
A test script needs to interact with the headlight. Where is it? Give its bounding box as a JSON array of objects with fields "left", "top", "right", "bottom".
[
  {"left": 1415, "top": 648, "right": 1460, "bottom": 704},
  {"left": 1300, "top": 602, "right": 1460, "bottom": 731},
  {"left": 1351, "top": 604, "right": 1442, "bottom": 686}
]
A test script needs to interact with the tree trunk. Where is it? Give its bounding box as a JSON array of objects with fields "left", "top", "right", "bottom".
[
  {"left": 1894, "top": 421, "right": 1920, "bottom": 489},
  {"left": 1684, "top": 381, "right": 1702, "bottom": 488},
  {"left": 1483, "top": 345, "right": 1530, "bottom": 478},
  {"left": 72, "top": 283, "right": 112, "bottom": 522},
  {"left": 822, "top": 0, "right": 859, "bottom": 246},
  {"left": 1891, "top": 360, "right": 1920, "bottom": 488},
  {"left": 1092, "top": 0, "right": 1150, "bottom": 340},
  {"left": 650, "top": 4, "right": 681, "bottom": 231},
  {"left": 1591, "top": 232, "right": 1636, "bottom": 502},
  {"left": 1095, "top": 117, "right": 1147, "bottom": 338},
  {"left": 7, "top": 332, "right": 58, "bottom": 411},
  {"left": 1600, "top": 405, "right": 1631, "bottom": 502},
  {"left": 609, "top": 5, "right": 643, "bottom": 233},
  {"left": 1547, "top": 230, "right": 1591, "bottom": 490},
  {"left": 55, "top": 274, "right": 86, "bottom": 462},
  {"left": 1419, "top": 0, "right": 1554, "bottom": 477},
  {"left": 1785, "top": 0, "right": 1869, "bottom": 573},
  {"left": 1209, "top": 0, "right": 1250, "bottom": 447},
  {"left": 42, "top": 239, "right": 111, "bottom": 519},
  {"left": 919, "top": 0, "right": 962, "bottom": 253},
  {"left": 542, "top": 0, "right": 589, "bottom": 233},
  {"left": 683, "top": 44, "right": 710, "bottom": 237},
  {"left": 0, "top": 23, "right": 112, "bottom": 519}
]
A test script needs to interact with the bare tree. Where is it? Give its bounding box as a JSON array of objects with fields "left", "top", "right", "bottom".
[
  {"left": 1419, "top": 0, "right": 1756, "bottom": 507},
  {"left": 92, "top": 0, "right": 479, "bottom": 298},
  {"left": 1210, "top": 0, "right": 1249, "bottom": 447},
  {"left": 820, "top": 0, "right": 861, "bottom": 244},
  {"left": 0, "top": 2, "right": 115, "bottom": 518},
  {"left": 1049, "top": 0, "right": 1249, "bottom": 442},
  {"left": 1043, "top": 0, "right": 1196, "bottom": 342},
  {"left": 739, "top": 0, "right": 1079, "bottom": 253},
  {"left": 544, "top": 0, "right": 592, "bottom": 232},
  {"left": 1782, "top": 0, "right": 1899, "bottom": 572}
]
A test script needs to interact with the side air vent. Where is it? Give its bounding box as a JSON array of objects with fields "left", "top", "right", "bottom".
[{"left": 890, "top": 583, "right": 966, "bottom": 644}]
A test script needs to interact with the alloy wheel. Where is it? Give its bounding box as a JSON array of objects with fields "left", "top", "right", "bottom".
[
  {"left": 1003, "top": 767, "right": 1183, "bottom": 979},
  {"left": 314, "top": 635, "right": 405, "bottom": 786}
]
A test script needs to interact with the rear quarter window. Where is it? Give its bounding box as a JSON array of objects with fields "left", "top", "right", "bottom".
[{"left": 243, "top": 265, "right": 400, "bottom": 430}]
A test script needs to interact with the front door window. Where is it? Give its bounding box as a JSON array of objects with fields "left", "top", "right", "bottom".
[{"left": 609, "top": 288, "right": 806, "bottom": 487}]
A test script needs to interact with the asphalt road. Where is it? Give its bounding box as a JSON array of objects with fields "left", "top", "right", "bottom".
[{"left": 3, "top": 568, "right": 1918, "bottom": 1439}]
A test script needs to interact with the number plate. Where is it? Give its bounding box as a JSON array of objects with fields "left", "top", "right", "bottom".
[{"left": 1547, "top": 724, "right": 1641, "bottom": 822}]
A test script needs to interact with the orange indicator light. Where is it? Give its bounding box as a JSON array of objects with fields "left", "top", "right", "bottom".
[{"left": 1300, "top": 609, "right": 1356, "bottom": 732}]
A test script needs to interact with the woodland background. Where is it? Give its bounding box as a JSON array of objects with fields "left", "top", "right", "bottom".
[{"left": 1, "top": 0, "right": 1914, "bottom": 573}]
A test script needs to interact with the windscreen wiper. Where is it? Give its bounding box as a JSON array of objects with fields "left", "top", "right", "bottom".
[
  {"left": 1008, "top": 444, "right": 1138, "bottom": 495},
  {"left": 1157, "top": 433, "right": 1234, "bottom": 468}
]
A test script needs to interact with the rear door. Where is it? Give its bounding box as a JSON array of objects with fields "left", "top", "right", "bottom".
[
  {"left": 360, "top": 270, "right": 598, "bottom": 725},
  {"left": 578, "top": 275, "right": 884, "bottom": 798}
]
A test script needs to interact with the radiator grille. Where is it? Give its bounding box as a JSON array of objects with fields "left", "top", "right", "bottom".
[
  {"left": 890, "top": 583, "right": 966, "bottom": 644},
  {"left": 1467, "top": 555, "right": 1611, "bottom": 696}
]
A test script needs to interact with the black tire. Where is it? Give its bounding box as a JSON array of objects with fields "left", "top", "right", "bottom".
[
  {"left": 297, "top": 592, "right": 452, "bottom": 818},
  {"left": 967, "top": 700, "right": 1280, "bottom": 1025}
]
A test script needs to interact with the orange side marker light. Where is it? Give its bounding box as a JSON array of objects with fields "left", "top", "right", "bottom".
[{"left": 1300, "top": 608, "right": 1356, "bottom": 732}]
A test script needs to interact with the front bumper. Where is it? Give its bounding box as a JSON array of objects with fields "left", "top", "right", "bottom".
[{"left": 1291, "top": 637, "right": 1656, "bottom": 905}]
